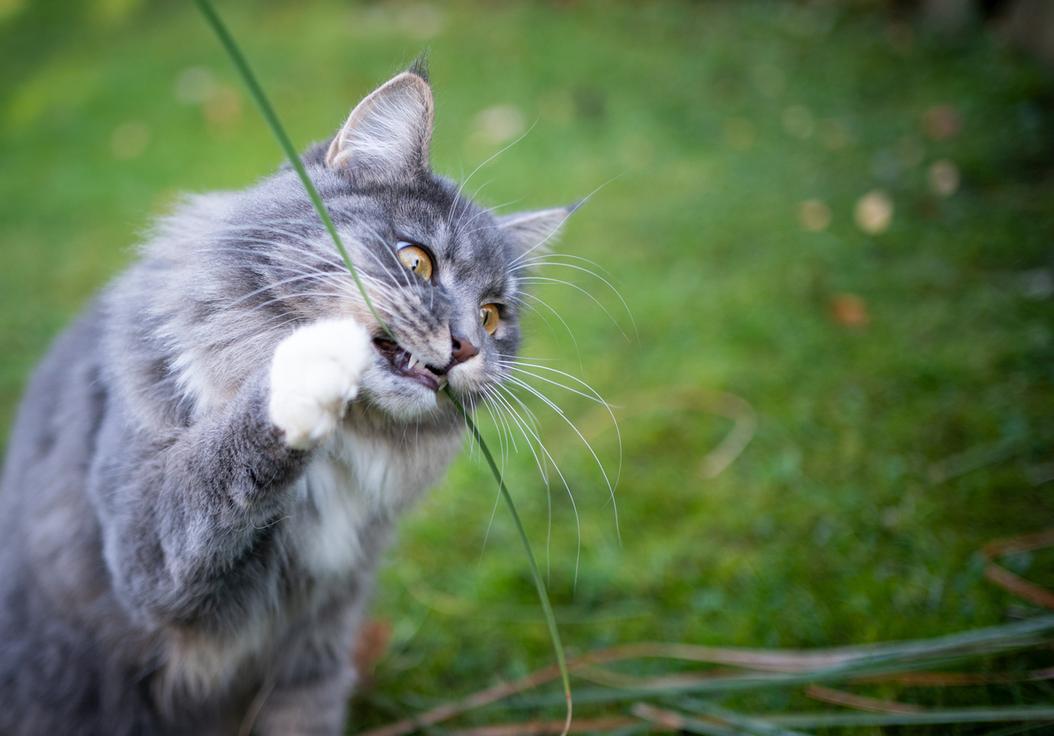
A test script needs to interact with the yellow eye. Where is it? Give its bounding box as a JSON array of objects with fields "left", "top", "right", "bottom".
[
  {"left": 397, "top": 244, "right": 433, "bottom": 281},
  {"left": 480, "top": 303, "right": 501, "bottom": 335}
]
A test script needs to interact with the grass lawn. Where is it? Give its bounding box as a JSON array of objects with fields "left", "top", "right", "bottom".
[{"left": 2, "top": 1, "right": 1053, "bottom": 733}]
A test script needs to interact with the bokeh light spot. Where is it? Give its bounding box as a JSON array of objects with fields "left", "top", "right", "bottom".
[
  {"left": 798, "top": 199, "right": 832, "bottom": 232},
  {"left": 854, "top": 190, "right": 894, "bottom": 235},
  {"left": 927, "top": 159, "right": 960, "bottom": 197},
  {"left": 110, "top": 120, "right": 150, "bottom": 160},
  {"left": 471, "top": 104, "right": 526, "bottom": 147},
  {"left": 174, "top": 66, "right": 217, "bottom": 106}
]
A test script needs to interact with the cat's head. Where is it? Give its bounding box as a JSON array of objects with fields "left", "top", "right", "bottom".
[{"left": 223, "top": 66, "right": 572, "bottom": 426}]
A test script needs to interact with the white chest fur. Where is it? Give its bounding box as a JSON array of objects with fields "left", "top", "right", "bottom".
[{"left": 294, "top": 425, "right": 462, "bottom": 579}]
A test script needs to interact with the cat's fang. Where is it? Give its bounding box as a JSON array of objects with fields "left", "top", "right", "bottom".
[{"left": 407, "top": 353, "right": 419, "bottom": 370}]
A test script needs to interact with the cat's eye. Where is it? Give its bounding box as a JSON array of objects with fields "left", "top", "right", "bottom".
[
  {"left": 397, "top": 243, "right": 433, "bottom": 281},
  {"left": 480, "top": 303, "right": 501, "bottom": 335}
]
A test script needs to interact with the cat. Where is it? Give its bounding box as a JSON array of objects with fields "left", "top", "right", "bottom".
[{"left": 0, "top": 62, "right": 572, "bottom": 735}]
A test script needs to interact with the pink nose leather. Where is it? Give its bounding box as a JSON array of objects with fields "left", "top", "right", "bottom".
[{"left": 450, "top": 334, "right": 479, "bottom": 365}]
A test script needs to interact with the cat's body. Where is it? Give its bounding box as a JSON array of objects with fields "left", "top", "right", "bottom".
[{"left": 0, "top": 66, "right": 568, "bottom": 734}]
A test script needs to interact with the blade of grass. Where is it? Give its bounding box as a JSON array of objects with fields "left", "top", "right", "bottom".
[
  {"left": 802, "top": 684, "right": 922, "bottom": 714},
  {"left": 980, "top": 722, "right": 1054, "bottom": 736},
  {"left": 677, "top": 699, "right": 813, "bottom": 736},
  {"left": 452, "top": 394, "right": 572, "bottom": 736},
  {"left": 508, "top": 616, "right": 1054, "bottom": 708},
  {"left": 444, "top": 717, "right": 645, "bottom": 736},
  {"left": 190, "top": 0, "right": 387, "bottom": 335},
  {"left": 759, "top": 707, "right": 1054, "bottom": 729},
  {"left": 639, "top": 704, "right": 1054, "bottom": 733},
  {"left": 366, "top": 617, "right": 1054, "bottom": 734},
  {"left": 630, "top": 703, "right": 738, "bottom": 736},
  {"left": 190, "top": 1, "right": 572, "bottom": 733}
]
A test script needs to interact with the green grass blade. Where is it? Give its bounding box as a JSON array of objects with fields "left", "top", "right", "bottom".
[
  {"left": 450, "top": 393, "right": 573, "bottom": 734},
  {"left": 510, "top": 615, "right": 1054, "bottom": 708},
  {"left": 760, "top": 707, "right": 1054, "bottom": 729},
  {"left": 678, "top": 699, "right": 813, "bottom": 736},
  {"left": 635, "top": 704, "right": 1054, "bottom": 734},
  {"left": 190, "top": 0, "right": 387, "bottom": 336},
  {"left": 631, "top": 703, "right": 739, "bottom": 736},
  {"left": 191, "top": 1, "right": 573, "bottom": 732}
]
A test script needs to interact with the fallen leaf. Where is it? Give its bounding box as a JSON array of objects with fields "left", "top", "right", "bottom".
[
  {"left": 830, "top": 293, "right": 869, "bottom": 328},
  {"left": 922, "top": 104, "right": 961, "bottom": 141},
  {"left": 353, "top": 618, "right": 393, "bottom": 681}
]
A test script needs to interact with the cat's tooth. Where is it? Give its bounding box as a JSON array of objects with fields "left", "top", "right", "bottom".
[{"left": 407, "top": 353, "right": 419, "bottom": 370}]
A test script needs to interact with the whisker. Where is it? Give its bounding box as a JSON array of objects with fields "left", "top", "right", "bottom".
[
  {"left": 500, "top": 360, "right": 623, "bottom": 491},
  {"left": 501, "top": 373, "right": 621, "bottom": 545},
  {"left": 485, "top": 385, "right": 555, "bottom": 572},
  {"left": 517, "top": 252, "right": 619, "bottom": 281},
  {"left": 511, "top": 260, "right": 637, "bottom": 338},
  {"left": 519, "top": 275, "right": 630, "bottom": 340},
  {"left": 507, "top": 292, "right": 585, "bottom": 370},
  {"left": 493, "top": 383, "right": 581, "bottom": 585},
  {"left": 447, "top": 120, "right": 539, "bottom": 227},
  {"left": 455, "top": 198, "right": 522, "bottom": 238},
  {"left": 509, "top": 171, "right": 627, "bottom": 267}
]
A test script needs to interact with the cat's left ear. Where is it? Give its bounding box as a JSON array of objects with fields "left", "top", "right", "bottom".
[
  {"left": 497, "top": 205, "right": 576, "bottom": 259},
  {"left": 325, "top": 70, "right": 434, "bottom": 179}
]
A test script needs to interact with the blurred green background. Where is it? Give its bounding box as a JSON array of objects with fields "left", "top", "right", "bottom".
[{"left": 2, "top": 1, "right": 1054, "bottom": 733}]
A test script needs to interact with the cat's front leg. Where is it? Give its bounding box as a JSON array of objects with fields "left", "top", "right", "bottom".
[
  {"left": 95, "top": 318, "right": 373, "bottom": 626},
  {"left": 269, "top": 318, "right": 373, "bottom": 450}
]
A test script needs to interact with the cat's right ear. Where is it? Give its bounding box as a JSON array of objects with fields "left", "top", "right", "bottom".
[
  {"left": 325, "top": 71, "right": 434, "bottom": 179},
  {"left": 497, "top": 204, "right": 577, "bottom": 260}
]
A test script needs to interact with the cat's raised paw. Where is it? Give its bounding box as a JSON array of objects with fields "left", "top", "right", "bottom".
[{"left": 268, "top": 319, "right": 372, "bottom": 450}]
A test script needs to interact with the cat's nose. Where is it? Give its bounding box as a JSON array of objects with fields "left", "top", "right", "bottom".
[{"left": 450, "top": 333, "right": 479, "bottom": 365}]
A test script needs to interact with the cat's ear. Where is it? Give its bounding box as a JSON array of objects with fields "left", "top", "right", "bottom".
[
  {"left": 497, "top": 205, "right": 576, "bottom": 259},
  {"left": 325, "top": 70, "right": 434, "bottom": 178}
]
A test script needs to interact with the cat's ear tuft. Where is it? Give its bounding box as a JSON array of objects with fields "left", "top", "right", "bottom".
[
  {"left": 407, "top": 53, "right": 430, "bottom": 83},
  {"left": 325, "top": 71, "right": 434, "bottom": 179},
  {"left": 497, "top": 204, "right": 577, "bottom": 259}
]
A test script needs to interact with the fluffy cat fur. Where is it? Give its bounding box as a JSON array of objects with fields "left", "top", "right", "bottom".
[{"left": 0, "top": 64, "right": 571, "bottom": 735}]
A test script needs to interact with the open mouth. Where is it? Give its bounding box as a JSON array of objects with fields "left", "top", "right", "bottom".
[{"left": 372, "top": 337, "right": 446, "bottom": 392}]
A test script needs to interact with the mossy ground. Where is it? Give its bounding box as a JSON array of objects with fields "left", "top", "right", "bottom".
[{"left": 2, "top": 2, "right": 1053, "bottom": 733}]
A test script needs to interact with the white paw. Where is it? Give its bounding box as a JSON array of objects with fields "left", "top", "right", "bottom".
[{"left": 268, "top": 319, "right": 372, "bottom": 450}]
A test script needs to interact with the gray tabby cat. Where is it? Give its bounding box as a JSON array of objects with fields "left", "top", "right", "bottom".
[{"left": 0, "top": 65, "right": 570, "bottom": 735}]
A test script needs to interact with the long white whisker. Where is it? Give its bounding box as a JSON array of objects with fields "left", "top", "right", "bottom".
[
  {"left": 502, "top": 374, "right": 621, "bottom": 544},
  {"left": 494, "top": 383, "right": 581, "bottom": 585},
  {"left": 501, "top": 361, "right": 623, "bottom": 492},
  {"left": 509, "top": 171, "right": 627, "bottom": 268},
  {"left": 517, "top": 252, "right": 619, "bottom": 281},
  {"left": 455, "top": 199, "right": 522, "bottom": 238},
  {"left": 447, "top": 120, "right": 539, "bottom": 225},
  {"left": 511, "top": 260, "right": 637, "bottom": 338},
  {"left": 519, "top": 275, "right": 630, "bottom": 340},
  {"left": 477, "top": 387, "right": 523, "bottom": 557},
  {"left": 509, "top": 292, "right": 585, "bottom": 370}
]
